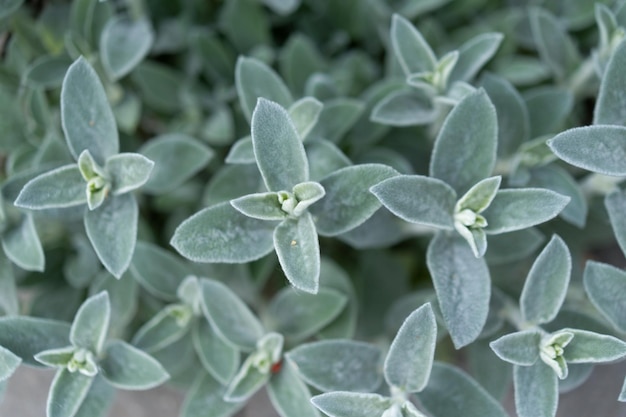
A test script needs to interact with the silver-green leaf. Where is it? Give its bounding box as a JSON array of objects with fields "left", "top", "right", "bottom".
[
  {"left": 562, "top": 328, "right": 626, "bottom": 364},
  {"left": 0, "top": 346, "right": 20, "bottom": 383},
  {"left": 192, "top": 319, "right": 240, "bottom": 385},
  {"left": 47, "top": 369, "right": 94, "bottom": 417},
  {"left": 99, "top": 341, "right": 169, "bottom": 390},
  {"left": 513, "top": 362, "right": 558, "bottom": 417},
  {"left": 100, "top": 16, "right": 154, "bottom": 81},
  {"left": 70, "top": 292, "right": 110, "bottom": 355},
  {"left": 14, "top": 165, "right": 87, "bottom": 210},
  {"left": 267, "top": 360, "right": 321, "bottom": 417},
  {"left": 489, "top": 330, "right": 542, "bottom": 366},
  {"left": 105, "top": 153, "right": 154, "bottom": 195},
  {"left": 583, "top": 261, "right": 626, "bottom": 333},
  {"left": 390, "top": 14, "right": 437, "bottom": 75},
  {"left": 1, "top": 214, "right": 45, "bottom": 272},
  {"left": 311, "top": 392, "right": 392, "bottom": 417}
]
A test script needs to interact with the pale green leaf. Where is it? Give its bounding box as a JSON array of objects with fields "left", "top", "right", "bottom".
[
  {"left": 563, "top": 328, "right": 626, "bottom": 363},
  {"left": 417, "top": 362, "right": 508, "bottom": 417},
  {"left": 231, "top": 192, "right": 286, "bottom": 221},
  {"left": 426, "top": 233, "right": 490, "bottom": 348},
  {"left": 0, "top": 253, "right": 18, "bottom": 316},
  {"left": 140, "top": 134, "right": 213, "bottom": 194},
  {"left": 100, "top": 16, "right": 154, "bottom": 81},
  {"left": 224, "top": 354, "right": 269, "bottom": 402},
  {"left": 200, "top": 278, "right": 265, "bottom": 351},
  {"left": 260, "top": 0, "right": 300, "bottom": 15},
  {"left": 202, "top": 106, "right": 235, "bottom": 146},
  {"left": 252, "top": 98, "right": 308, "bottom": 192},
  {"left": 61, "top": 57, "right": 118, "bottom": 165},
  {"left": 370, "top": 89, "right": 436, "bottom": 127},
  {"left": 310, "top": 164, "right": 398, "bottom": 236},
  {"left": 131, "top": 305, "right": 192, "bottom": 352},
  {"left": 225, "top": 137, "right": 255, "bottom": 164},
  {"left": 279, "top": 34, "right": 326, "bottom": 96},
  {"left": 584, "top": 261, "right": 626, "bottom": 333},
  {"left": 384, "top": 303, "right": 436, "bottom": 393},
  {"left": 430, "top": 89, "right": 497, "bottom": 196},
  {"left": 466, "top": 339, "right": 512, "bottom": 401},
  {"left": 266, "top": 287, "right": 347, "bottom": 343},
  {"left": 89, "top": 271, "right": 137, "bottom": 335},
  {"left": 181, "top": 373, "right": 244, "bottom": 417},
  {"left": 525, "top": 87, "right": 573, "bottom": 137},
  {"left": 105, "top": 153, "right": 154, "bottom": 195},
  {"left": 170, "top": 202, "right": 275, "bottom": 264},
  {"left": 495, "top": 56, "right": 550, "bottom": 87},
  {"left": 131, "top": 61, "right": 183, "bottom": 114},
  {"left": 0, "top": 317, "right": 71, "bottom": 366},
  {"left": 456, "top": 176, "right": 501, "bottom": 213},
  {"left": 548, "top": 125, "right": 626, "bottom": 175},
  {"left": 450, "top": 33, "right": 503, "bottom": 83},
  {"left": 14, "top": 165, "right": 86, "bottom": 210},
  {"left": 620, "top": 376, "right": 626, "bottom": 402},
  {"left": 100, "top": 341, "right": 169, "bottom": 390},
  {"left": 25, "top": 55, "right": 73, "bottom": 89},
  {"left": 236, "top": 57, "right": 293, "bottom": 122},
  {"left": 2, "top": 214, "right": 45, "bottom": 271},
  {"left": 267, "top": 360, "right": 320, "bottom": 417},
  {"left": 307, "top": 98, "right": 364, "bottom": 143},
  {"left": 0, "top": 346, "right": 20, "bottom": 382},
  {"left": 289, "top": 97, "right": 323, "bottom": 140},
  {"left": 73, "top": 375, "right": 115, "bottom": 417},
  {"left": 192, "top": 319, "right": 240, "bottom": 385},
  {"left": 489, "top": 330, "right": 542, "bottom": 366},
  {"left": 70, "top": 292, "right": 110, "bottom": 355},
  {"left": 391, "top": 14, "right": 437, "bottom": 75},
  {"left": 273, "top": 213, "right": 320, "bottom": 294},
  {"left": 372, "top": 175, "right": 455, "bottom": 229},
  {"left": 84, "top": 193, "right": 137, "bottom": 278},
  {"left": 595, "top": 39, "right": 626, "bottom": 125},
  {"left": 513, "top": 362, "right": 558, "bottom": 417},
  {"left": 483, "top": 189, "right": 570, "bottom": 234},
  {"left": 311, "top": 392, "right": 392, "bottom": 417},
  {"left": 0, "top": 0, "right": 24, "bottom": 19},
  {"left": 34, "top": 346, "right": 75, "bottom": 368},
  {"left": 47, "top": 369, "right": 94, "bottom": 417},
  {"left": 521, "top": 234, "right": 571, "bottom": 324},
  {"left": 606, "top": 190, "right": 626, "bottom": 258},
  {"left": 286, "top": 340, "right": 382, "bottom": 392}
]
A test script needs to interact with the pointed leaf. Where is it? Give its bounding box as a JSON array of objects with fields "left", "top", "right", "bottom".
[
  {"left": 2, "top": 214, "right": 45, "bottom": 271},
  {"left": 0, "top": 346, "right": 21, "bottom": 382},
  {"left": 370, "top": 89, "right": 436, "bottom": 127},
  {"left": 131, "top": 305, "right": 192, "bottom": 352},
  {"left": 456, "top": 176, "right": 501, "bottom": 213},
  {"left": 73, "top": 375, "right": 115, "bottom": 417},
  {"left": 252, "top": 98, "right": 308, "bottom": 192},
  {"left": 85, "top": 193, "right": 137, "bottom": 278},
  {"left": 171, "top": 201, "right": 275, "bottom": 264},
  {"left": 286, "top": 340, "right": 382, "bottom": 392},
  {"left": 0, "top": 317, "right": 71, "bottom": 366},
  {"left": 273, "top": 213, "right": 320, "bottom": 294},
  {"left": 231, "top": 192, "right": 286, "bottom": 221},
  {"left": 312, "top": 164, "right": 400, "bottom": 236},
  {"left": 0, "top": 253, "right": 18, "bottom": 316},
  {"left": 311, "top": 392, "right": 392, "bottom": 417},
  {"left": 224, "top": 355, "right": 270, "bottom": 402},
  {"left": 236, "top": 57, "right": 293, "bottom": 122},
  {"left": 426, "top": 233, "right": 490, "bottom": 348},
  {"left": 267, "top": 360, "right": 320, "bottom": 417},
  {"left": 489, "top": 330, "right": 542, "bottom": 366},
  {"left": 70, "top": 292, "right": 110, "bottom": 355},
  {"left": 391, "top": 14, "right": 437, "bottom": 75},
  {"left": 307, "top": 98, "right": 364, "bottom": 143},
  {"left": 100, "top": 16, "right": 154, "bottom": 81},
  {"left": 513, "top": 362, "right": 558, "bottom": 417},
  {"left": 100, "top": 341, "right": 169, "bottom": 390},
  {"left": 306, "top": 139, "right": 351, "bottom": 182},
  {"left": 289, "top": 97, "right": 323, "bottom": 140},
  {"left": 548, "top": 125, "right": 626, "bottom": 175},
  {"left": 181, "top": 373, "right": 244, "bottom": 417},
  {"left": 606, "top": 190, "right": 626, "bottom": 258},
  {"left": 595, "top": 39, "right": 626, "bottom": 126},
  {"left": 450, "top": 33, "right": 503, "bottom": 83},
  {"left": 384, "top": 303, "right": 436, "bottom": 393},
  {"left": 34, "top": 346, "right": 76, "bottom": 369},
  {"left": 200, "top": 278, "right": 265, "bottom": 351},
  {"left": 266, "top": 287, "right": 347, "bottom": 343},
  {"left": 61, "top": 57, "right": 119, "bottom": 165},
  {"left": 225, "top": 137, "right": 255, "bottom": 164},
  {"left": 192, "top": 319, "right": 240, "bottom": 385},
  {"left": 47, "top": 369, "right": 94, "bottom": 417},
  {"left": 417, "top": 363, "right": 508, "bottom": 417},
  {"left": 105, "top": 153, "right": 154, "bottom": 195},
  {"left": 14, "top": 165, "right": 86, "bottom": 210},
  {"left": 584, "top": 261, "right": 626, "bottom": 333},
  {"left": 562, "top": 329, "right": 626, "bottom": 363},
  {"left": 430, "top": 89, "right": 497, "bottom": 196}
]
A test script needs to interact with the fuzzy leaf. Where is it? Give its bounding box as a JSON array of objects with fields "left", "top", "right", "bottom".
[
  {"left": 61, "top": 57, "right": 119, "bottom": 165},
  {"left": 513, "top": 362, "right": 558, "bottom": 417},
  {"left": 584, "top": 261, "right": 626, "bottom": 333},
  {"left": 450, "top": 33, "right": 503, "bottom": 83},
  {"left": 370, "top": 175, "right": 456, "bottom": 230},
  {"left": 225, "top": 137, "right": 255, "bottom": 164},
  {"left": 131, "top": 62, "right": 183, "bottom": 114},
  {"left": 0, "top": 317, "right": 71, "bottom": 366},
  {"left": 192, "top": 319, "right": 240, "bottom": 385},
  {"left": 0, "top": 346, "right": 20, "bottom": 382},
  {"left": 70, "top": 292, "right": 110, "bottom": 355},
  {"left": 224, "top": 355, "right": 270, "bottom": 402},
  {"left": 312, "top": 164, "right": 399, "bottom": 236},
  {"left": 370, "top": 89, "right": 436, "bottom": 127},
  {"left": 548, "top": 125, "right": 626, "bottom": 175},
  {"left": 482, "top": 189, "right": 570, "bottom": 234},
  {"left": 391, "top": 14, "right": 437, "bottom": 75},
  {"left": 384, "top": 303, "right": 437, "bottom": 393},
  {"left": 14, "top": 165, "right": 86, "bottom": 210},
  {"left": 286, "top": 340, "right": 382, "bottom": 392},
  {"left": 105, "top": 153, "right": 154, "bottom": 195},
  {"left": 73, "top": 375, "right": 115, "bottom": 417},
  {"left": 0, "top": 254, "right": 18, "bottom": 316},
  {"left": 181, "top": 373, "right": 244, "bottom": 417},
  {"left": 252, "top": 98, "right": 308, "bottom": 192},
  {"left": 200, "top": 278, "right": 265, "bottom": 351},
  {"left": 47, "top": 369, "right": 94, "bottom": 417},
  {"left": 273, "top": 213, "right": 320, "bottom": 294},
  {"left": 606, "top": 190, "right": 626, "bottom": 258},
  {"left": 526, "top": 87, "right": 573, "bottom": 138},
  {"left": 430, "top": 89, "right": 497, "bottom": 196},
  {"left": 520, "top": 235, "right": 571, "bottom": 325},
  {"left": 307, "top": 98, "right": 364, "bottom": 143},
  {"left": 2, "top": 214, "right": 45, "bottom": 271},
  {"left": 236, "top": 57, "right": 293, "bottom": 122},
  {"left": 171, "top": 201, "right": 275, "bottom": 264},
  {"left": 455, "top": 176, "right": 501, "bottom": 213},
  {"left": 426, "top": 233, "right": 490, "bottom": 348},
  {"left": 99, "top": 341, "right": 169, "bottom": 390},
  {"left": 85, "top": 193, "right": 137, "bottom": 278},
  {"left": 266, "top": 287, "right": 347, "bottom": 343},
  {"left": 267, "top": 360, "right": 320, "bottom": 417},
  {"left": 140, "top": 133, "right": 213, "bottom": 194},
  {"left": 100, "top": 16, "right": 153, "bottom": 81},
  {"left": 231, "top": 192, "right": 286, "bottom": 221},
  {"left": 417, "top": 363, "right": 508, "bottom": 417},
  {"left": 311, "top": 392, "right": 392, "bottom": 417},
  {"left": 562, "top": 328, "right": 626, "bottom": 363},
  {"left": 132, "top": 305, "right": 192, "bottom": 352},
  {"left": 489, "top": 330, "right": 542, "bottom": 366},
  {"left": 289, "top": 97, "right": 323, "bottom": 140},
  {"left": 595, "top": 39, "right": 626, "bottom": 126}
]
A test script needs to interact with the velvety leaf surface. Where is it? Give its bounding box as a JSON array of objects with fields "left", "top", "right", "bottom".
[
  {"left": 14, "top": 165, "right": 87, "bottom": 210},
  {"left": 73, "top": 376, "right": 114, "bottom": 417},
  {"left": 286, "top": 340, "right": 382, "bottom": 392},
  {"left": 267, "top": 360, "right": 320, "bottom": 417},
  {"left": 426, "top": 233, "right": 490, "bottom": 348},
  {"left": 450, "top": 33, "right": 503, "bottom": 83},
  {"left": 0, "top": 346, "right": 21, "bottom": 382},
  {"left": 391, "top": 14, "right": 436, "bottom": 74},
  {"left": 513, "top": 362, "right": 558, "bottom": 417},
  {"left": 181, "top": 373, "right": 244, "bottom": 417},
  {"left": 70, "top": 292, "right": 110, "bottom": 355},
  {"left": 605, "top": 190, "right": 626, "bottom": 258},
  {"left": 289, "top": 97, "right": 323, "bottom": 140},
  {"left": 311, "top": 392, "right": 392, "bottom": 417},
  {"left": 47, "top": 369, "right": 94, "bottom": 417},
  {"left": 563, "top": 329, "right": 626, "bottom": 363},
  {"left": 0, "top": 317, "right": 71, "bottom": 366},
  {"left": 489, "top": 330, "right": 541, "bottom": 366},
  {"left": 231, "top": 192, "right": 286, "bottom": 221},
  {"left": 100, "top": 341, "right": 169, "bottom": 390},
  {"left": 100, "top": 16, "right": 154, "bottom": 81},
  {"left": 192, "top": 319, "right": 240, "bottom": 385},
  {"left": 370, "top": 89, "right": 436, "bottom": 127},
  {"left": 1, "top": 214, "right": 45, "bottom": 271},
  {"left": 131, "top": 305, "right": 191, "bottom": 352},
  {"left": 595, "top": 39, "right": 626, "bottom": 125},
  {"left": 307, "top": 98, "right": 364, "bottom": 143},
  {"left": 584, "top": 261, "right": 626, "bottom": 332},
  {"left": 105, "top": 153, "right": 154, "bottom": 195}
]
